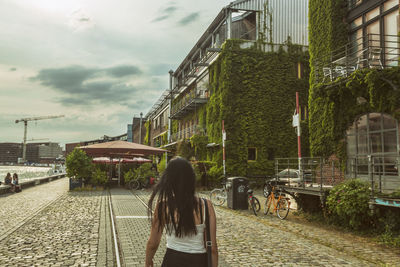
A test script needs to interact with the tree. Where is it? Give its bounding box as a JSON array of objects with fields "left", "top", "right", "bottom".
[{"left": 66, "top": 148, "right": 93, "bottom": 184}]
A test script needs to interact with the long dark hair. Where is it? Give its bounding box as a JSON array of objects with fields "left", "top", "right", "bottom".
[{"left": 148, "top": 157, "right": 199, "bottom": 237}]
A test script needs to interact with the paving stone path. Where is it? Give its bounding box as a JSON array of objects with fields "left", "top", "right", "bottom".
[
  {"left": 0, "top": 190, "right": 104, "bottom": 266},
  {"left": 203, "top": 191, "right": 400, "bottom": 267},
  {"left": 0, "top": 178, "right": 68, "bottom": 240},
  {"left": 0, "top": 182, "right": 399, "bottom": 266}
]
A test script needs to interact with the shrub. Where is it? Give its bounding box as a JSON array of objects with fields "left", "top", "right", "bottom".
[
  {"left": 91, "top": 167, "right": 107, "bottom": 186},
  {"left": 326, "top": 179, "right": 373, "bottom": 230},
  {"left": 124, "top": 169, "right": 136, "bottom": 183},
  {"left": 66, "top": 148, "right": 93, "bottom": 184},
  {"left": 134, "top": 163, "right": 157, "bottom": 184}
]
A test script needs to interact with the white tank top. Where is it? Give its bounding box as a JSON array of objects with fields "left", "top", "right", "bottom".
[{"left": 166, "top": 199, "right": 207, "bottom": 254}]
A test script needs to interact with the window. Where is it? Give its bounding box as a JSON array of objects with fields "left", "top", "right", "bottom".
[
  {"left": 350, "top": 16, "right": 362, "bottom": 29},
  {"left": 366, "top": 7, "right": 380, "bottom": 22},
  {"left": 346, "top": 113, "right": 399, "bottom": 176},
  {"left": 384, "top": 0, "right": 399, "bottom": 11},
  {"left": 248, "top": 147, "right": 257, "bottom": 161},
  {"left": 348, "top": 1, "right": 399, "bottom": 67}
]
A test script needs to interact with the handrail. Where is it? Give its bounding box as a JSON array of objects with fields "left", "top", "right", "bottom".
[
  {"left": 171, "top": 125, "right": 207, "bottom": 142},
  {"left": 314, "top": 34, "right": 399, "bottom": 83}
]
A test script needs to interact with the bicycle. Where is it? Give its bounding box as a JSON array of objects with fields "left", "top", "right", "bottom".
[
  {"left": 127, "top": 175, "right": 156, "bottom": 190},
  {"left": 210, "top": 180, "right": 227, "bottom": 206},
  {"left": 263, "top": 181, "right": 290, "bottom": 219},
  {"left": 247, "top": 188, "right": 260, "bottom": 216}
]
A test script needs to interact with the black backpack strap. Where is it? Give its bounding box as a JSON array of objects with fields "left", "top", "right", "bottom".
[{"left": 202, "top": 198, "right": 212, "bottom": 267}]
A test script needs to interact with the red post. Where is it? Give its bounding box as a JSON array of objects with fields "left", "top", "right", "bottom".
[
  {"left": 222, "top": 120, "right": 226, "bottom": 177},
  {"left": 296, "top": 92, "right": 302, "bottom": 159}
]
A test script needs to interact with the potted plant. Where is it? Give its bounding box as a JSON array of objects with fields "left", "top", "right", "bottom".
[{"left": 66, "top": 148, "right": 93, "bottom": 190}]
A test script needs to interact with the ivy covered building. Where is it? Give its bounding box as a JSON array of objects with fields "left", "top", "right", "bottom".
[
  {"left": 309, "top": 0, "right": 400, "bottom": 192},
  {"left": 144, "top": 0, "right": 310, "bottom": 179}
]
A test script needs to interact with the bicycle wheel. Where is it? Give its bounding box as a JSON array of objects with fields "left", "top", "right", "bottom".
[
  {"left": 276, "top": 197, "right": 290, "bottom": 219},
  {"left": 129, "top": 180, "right": 141, "bottom": 190},
  {"left": 248, "top": 197, "right": 259, "bottom": 216},
  {"left": 264, "top": 195, "right": 273, "bottom": 215},
  {"left": 210, "top": 189, "right": 225, "bottom": 206},
  {"left": 253, "top": 197, "right": 261, "bottom": 212}
]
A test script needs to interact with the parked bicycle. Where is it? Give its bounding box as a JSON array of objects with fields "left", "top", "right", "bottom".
[
  {"left": 247, "top": 188, "right": 260, "bottom": 216},
  {"left": 263, "top": 181, "right": 290, "bottom": 219},
  {"left": 210, "top": 179, "right": 227, "bottom": 206},
  {"left": 128, "top": 175, "right": 156, "bottom": 190}
]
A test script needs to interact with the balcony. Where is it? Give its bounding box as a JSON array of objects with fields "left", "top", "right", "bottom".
[
  {"left": 171, "top": 125, "right": 207, "bottom": 143},
  {"left": 314, "top": 34, "right": 399, "bottom": 83},
  {"left": 170, "top": 87, "right": 209, "bottom": 119}
]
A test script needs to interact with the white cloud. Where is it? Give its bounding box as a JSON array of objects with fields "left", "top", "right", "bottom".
[{"left": 0, "top": 0, "right": 232, "bottom": 147}]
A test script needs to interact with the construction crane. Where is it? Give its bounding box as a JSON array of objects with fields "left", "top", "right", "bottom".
[{"left": 15, "top": 115, "right": 65, "bottom": 163}]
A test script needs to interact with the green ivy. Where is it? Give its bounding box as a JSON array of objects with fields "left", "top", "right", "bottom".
[
  {"left": 309, "top": 0, "right": 348, "bottom": 85},
  {"left": 144, "top": 120, "right": 150, "bottom": 145},
  {"left": 309, "top": 68, "right": 400, "bottom": 159},
  {"left": 190, "top": 135, "right": 208, "bottom": 160},
  {"left": 206, "top": 40, "right": 310, "bottom": 176}
]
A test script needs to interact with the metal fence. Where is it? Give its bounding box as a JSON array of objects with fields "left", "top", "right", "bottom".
[
  {"left": 275, "top": 156, "right": 400, "bottom": 195},
  {"left": 313, "top": 34, "right": 399, "bottom": 83},
  {"left": 274, "top": 157, "right": 345, "bottom": 189},
  {"left": 348, "top": 155, "right": 400, "bottom": 195}
]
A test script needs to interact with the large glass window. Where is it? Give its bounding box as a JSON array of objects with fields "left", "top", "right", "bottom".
[
  {"left": 348, "top": 1, "right": 399, "bottom": 67},
  {"left": 346, "top": 113, "right": 399, "bottom": 176},
  {"left": 384, "top": 0, "right": 399, "bottom": 11}
]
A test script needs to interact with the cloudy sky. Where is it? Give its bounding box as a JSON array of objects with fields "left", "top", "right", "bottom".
[{"left": 0, "top": 0, "right": 230, "bottom": 147}]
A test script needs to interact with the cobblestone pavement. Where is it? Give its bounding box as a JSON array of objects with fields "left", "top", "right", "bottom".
[
  {"left": 1, "top": 182, "right": 399, "bottom": 266},
  {"left": 0, "top": 178, "right": 68, "bottom": 240},
  {"left": 203, "top": 191, "right": 400, "bottom": 267},
  {"left": 0, "top": 178, "right": 107, "bottom": 266}
]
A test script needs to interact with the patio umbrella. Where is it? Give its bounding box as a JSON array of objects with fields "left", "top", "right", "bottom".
[
  {"left": 80, "top": 140, "right": 167, "bottom": 157},
  {"left": 92, "top": 157, "right": 152, "bottom": 164},
  {"left": 80, "top": 140, "right": 166, "bottom": 185}
]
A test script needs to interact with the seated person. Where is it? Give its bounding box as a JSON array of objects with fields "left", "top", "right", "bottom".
[
  {"left": 11, "top": 173, "right": 21, "bottom": 193},
  {"left": 4, "top": 173, "right": 12, "bottom": 185}
]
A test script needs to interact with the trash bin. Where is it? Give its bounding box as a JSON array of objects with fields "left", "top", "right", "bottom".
[{"left": 227, "top": 177, "right": 248, "bottom": 210}]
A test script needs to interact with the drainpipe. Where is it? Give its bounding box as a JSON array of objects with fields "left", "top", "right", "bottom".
[
  {"left": 139, "top": 112, "right": 143, "bottom": 144},
  {"left": 226, "top": 9, "right": 232, "bottom": 40},
  {"left": 168, "top": 70, "right": 174, "bottom": 144}
]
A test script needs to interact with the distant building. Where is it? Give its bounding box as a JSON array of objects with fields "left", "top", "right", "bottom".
[
  {"left": 65, "top": 133, "right": 128, "bottom": 156},
  {"left": 26, "top": 142, "right": 63, "bottom": 163},
  {"left": 127, "top": 124, "right": 133, "bottom": 142},
  {"left": 0, "top": 142, "right": 22, "bottom": 164},
  {"left": 0, "top": 142, "right": 62, "bottom": 164},
  {"left": 132, "top": 116, "right": 146, "bottom": 144}
]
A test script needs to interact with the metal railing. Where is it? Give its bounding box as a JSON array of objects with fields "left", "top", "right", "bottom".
[
  {"left": 347, "top": 155, "right": 400, "bottom": 195},
  {"left": 170, "top": 125, "right": 207, "bottom": 142},
  {"left": 170, "top": 88, "right": 209, "bottom": 118},
  {"left": 314, "top": 34, "right": 400, "bottom": 83},
  {"left": 274, "top": 157, "right": 345, "bottom": 190},
  {"left": 275, "top": 156, "right": 400, "bottom": 195}
]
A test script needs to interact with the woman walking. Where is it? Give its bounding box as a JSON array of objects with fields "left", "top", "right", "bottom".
[{"left": 145, "top": 157, "right": 218, "bottom": 267}]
